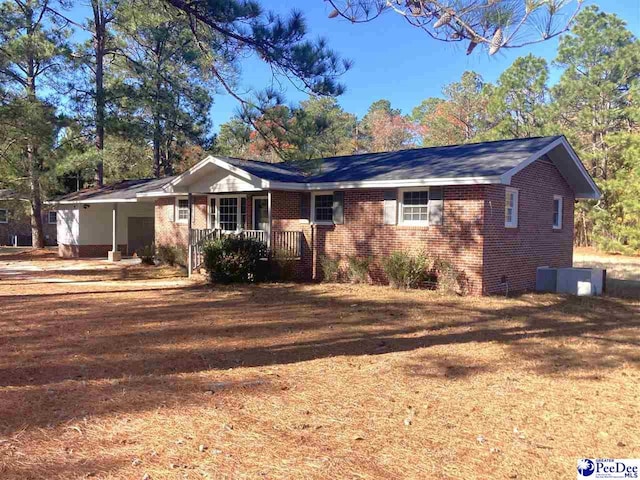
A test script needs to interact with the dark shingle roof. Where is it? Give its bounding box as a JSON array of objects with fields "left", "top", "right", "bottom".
[
  {"left": 53, "top": 177, "right": 174, "bottom": 203},
  {"left": 51, "top": 136, "right": 568, "bottom": 203},
  {"left": 219, "top": 156, "right": 307, "bottom": 183},
  {"left": 212, "top": 136, "right": 561, "bottom": 184},
  {"left": 302, "top": 136, "right": 562, "bottom": 183}
]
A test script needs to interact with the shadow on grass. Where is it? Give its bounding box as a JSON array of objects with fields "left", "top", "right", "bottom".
[
  {"left": 606, "top": 278, "right": 640, "bottom": 299},
  {"left": 0, "top": 281, "right": 638, "bottom": 437}
]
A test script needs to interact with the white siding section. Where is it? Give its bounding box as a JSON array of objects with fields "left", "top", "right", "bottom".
[
  {"left": 58, "top": 202, "right": 154, "bottom": 246},
  {"left": 57, "top": 208, "right": 79, "bottom": 245},
  {"left": 188, "top": 168, "right": 262, "bottom": 193}
]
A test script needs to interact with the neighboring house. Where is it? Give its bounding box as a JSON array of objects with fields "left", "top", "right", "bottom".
[
  {"left": 49, "top": 136, "right": 600, "bottom": 295},
  {"left": 0, "top": 189, "right": 57, "bottom": 246}
]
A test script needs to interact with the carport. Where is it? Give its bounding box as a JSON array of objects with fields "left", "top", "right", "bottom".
[{"left": 47, "top": 178, "right": 172, "bottom": 260}]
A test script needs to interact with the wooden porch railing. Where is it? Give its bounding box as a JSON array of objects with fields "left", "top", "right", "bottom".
[{"left": 189, "top": 229, "right": 302, "bottom": 272}]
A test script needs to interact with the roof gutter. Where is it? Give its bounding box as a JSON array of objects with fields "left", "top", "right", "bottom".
[{"left": 45, "top": 198, "right": 139, "bottom": 205}]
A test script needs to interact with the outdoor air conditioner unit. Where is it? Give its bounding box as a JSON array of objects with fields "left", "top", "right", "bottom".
[{"left": 536, "top": 267, "right": 605, "bottom": 296}]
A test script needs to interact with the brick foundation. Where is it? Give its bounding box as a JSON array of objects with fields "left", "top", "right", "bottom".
[{"left": 59, "top": 244, "right": 127, "bottom": 258}]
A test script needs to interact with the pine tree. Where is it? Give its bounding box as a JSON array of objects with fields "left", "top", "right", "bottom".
[
  {"left": 113, "top": 0, "right": 215, "bottom": 177},
  {"left": 552, "top": 6, "right": 640, "bottom": 248},
  {"left": 0, "top": 0, "right": 70, "bottom": 247},
  {"left": 485, "top": 54, "right": 550, "bottom": 139}
]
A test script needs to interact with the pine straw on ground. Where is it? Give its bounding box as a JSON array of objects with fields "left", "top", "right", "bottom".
[{"left": 0, "top": 264, "right": 638, "bottom": 479}]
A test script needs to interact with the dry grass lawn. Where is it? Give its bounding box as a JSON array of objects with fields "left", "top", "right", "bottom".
[{"left": 0, "top": 250, "right": 638, "bottom": 479}]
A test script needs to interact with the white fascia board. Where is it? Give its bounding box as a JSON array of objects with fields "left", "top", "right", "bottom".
[
  {"left": 136, "top": 191, "right": 179, "bottom": 198},
  {"left": 269, "top": 175, "right": 502, "bottom": 191},
  {"left": 558, "top": 137, "right": 602, "bottom": 199},
  {"left": 163, "top": 155, "right": 270, "bottom": 192},
  {"left": 499, "top": 136, "right": 601, "bottom": 199},
  {"left": 47, "top": 198, "right": 138, "bottom": 205}
]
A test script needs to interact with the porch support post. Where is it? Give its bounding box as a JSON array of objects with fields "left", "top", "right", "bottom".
[
  {"left": 187, "top": 192, "right": 193, "bottom": 277},
  {"left": 267, "top": 190, "right": 272, "bottom": 251},
  {"left": 108, "top": 203, "right": 121, "bottom": 262}
]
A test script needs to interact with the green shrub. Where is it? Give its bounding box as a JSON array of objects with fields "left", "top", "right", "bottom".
[
  {"left": 157, "top": 244, "right": 178, "bottom": 266},
  {"left": 138, "top": 244, "right": 155, "bottom": 265},
  {"left": 431, "top": 257, "right": 470, "bottom": 296},
  {"left": 381, "top": 251, "right": 430, "bottom": 289},
  {"left": 203, "top": 236, "right": 267, "bottom": 284},
  {"left": 319, "top": 255, "right": 341, "bottom": 282},
  {"left": 269, "top": 257, "right": 297, "bottom": 281},
  {"left": 346, "top": 256, "right": 371, "bottom": 284},
  {"left": 156, "top": 244, "right": 188, "bottom": 267}
]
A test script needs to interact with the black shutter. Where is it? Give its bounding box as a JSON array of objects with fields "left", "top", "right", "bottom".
[
  {"left": 383, "top": 190, "right": 397, "bottom": 225},
  {"left": 300, "top": 192, "right": 311, "bottom": 221},
  {"left": 429, "top": 187, "right": 444, "bottom": 225},
  {"left": 333, "top": 191, "right": 344, "bottom": 224}
]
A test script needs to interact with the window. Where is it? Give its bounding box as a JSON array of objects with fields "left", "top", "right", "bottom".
[
  {"left": 505, "top": 188, "right": 519, "bottom": 228},
  {"left": 401, "top": 190, "right": 429, "bottom": 224},
  {"left": 313, "top": 193, "right": 334, "bottom": 223},
  {"left": 48, "top": 211, "right": 57, "bottom": 224},
  {"left": 176, "top": 198, "right": 189, "bottom": 223},
  {"left": 0, "top": 208, "right": 7, "bottom": 224},
  {"left": 219, "top": 197, "right": 238, "bottom": 231},
  {"left": 208, "top": 196, "right": 247, "bottom": 230},
  {"left": 553, "top": 195, "right": 563, "bottom": 229}
]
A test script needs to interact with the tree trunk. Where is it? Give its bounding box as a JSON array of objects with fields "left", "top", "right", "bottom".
[
  {"left": 28, "top": 146, "right": 45, "bottom": 249},
  {"left": 93, "top": 0, "right": 106, "bottom": 186},
  {"left": 153, "top": 115, "right": 162, "bottom": 177},
  {"left": 152, "top": 42, "right": 164, "bottom": 178},
  {"left": 25, "top": 6, "right": 45, "bottom": 248}
]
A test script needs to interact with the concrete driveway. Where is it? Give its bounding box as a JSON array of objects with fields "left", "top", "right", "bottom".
[{"left": 0, "top": 248, "right": 143, "bottom": 284}]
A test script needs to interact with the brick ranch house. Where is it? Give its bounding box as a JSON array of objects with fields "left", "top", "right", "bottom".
[
  {"left": 50, "top": 136, "right": 600, "bottom": 295},
  {"left": 0, "top": 189, "right": 57, "bottom": 246}
]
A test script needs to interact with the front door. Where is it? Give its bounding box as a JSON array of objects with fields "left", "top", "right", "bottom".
[{"left": 253, "top": 197, "right": 268, "bottom": 231}]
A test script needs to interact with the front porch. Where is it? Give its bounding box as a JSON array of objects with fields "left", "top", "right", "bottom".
[
  {"left": 149, "top": 157, "right": 314, "bottom": 278},
  {"left": 189, "top": 227, "right": 303, "bottom": 273}
]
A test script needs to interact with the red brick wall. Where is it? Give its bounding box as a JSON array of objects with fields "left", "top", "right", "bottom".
[
  {"left": 59, "top": 243, "right": 126, "bottom": 258},
  {"left": 271, "top": 191, "right": 313, "bottom": 280},
  {"left": 482, "top": 159, "right": 575, "bottom": 294},
  {"left": 280, "top": 187, "right": 486, "bottom": 294},
  {"left": 155, "top": 197, "right": 189, "bottom": 251}
]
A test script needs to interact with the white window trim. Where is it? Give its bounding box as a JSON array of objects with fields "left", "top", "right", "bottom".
[
  {"left": 398, "top": 187, "right": 430, "bottom": 226},
  {"left": 0, "top": 208, "right": 7, "bottom": 224},
  {"left": 505, "top": 187, "right": 519, "bottom": 228},
  {"left": 207, "top": 194, "right": 247, "bottom": 231},
  {"left": 311, "top": 191, "right": 335, "bottom": 225},
  {"left": 47, "top": 211, "right": 57, "bottom": 224},
  {"left": 553, "top": 195, "right": 563, "bottom": 230},
  {"left": 252, "top": 195, "right": 268, "bottom": 231},
  {"left": 175, "top": 197, "right": 189, "bottom": 224}
]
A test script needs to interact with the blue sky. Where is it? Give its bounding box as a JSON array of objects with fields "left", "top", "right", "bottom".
[
  {"left": 67, "top": 1, "right": 639, "bottom": 131},
  {"left": 209, "top": 0, "right": 639, "bottom": 131}
]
